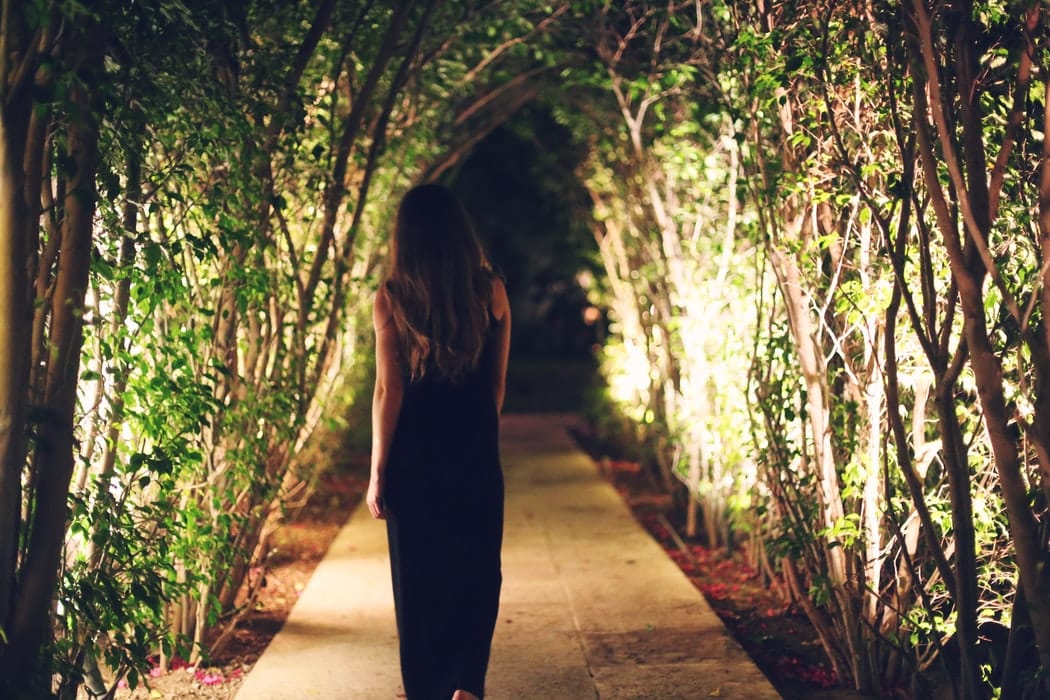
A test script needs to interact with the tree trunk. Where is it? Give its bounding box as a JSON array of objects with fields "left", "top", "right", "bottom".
[
  {"left": 0, "top": 3, "right": 59, "bottom": 689},
  {"left": 0, "top": 84, "right": 34, "bottom": 650},
  {"left": 6, "top": 31, "right": 102, "bottom": 687},
  {"left": 905, "top": 0, "right": 1050, "bottom": 691}
]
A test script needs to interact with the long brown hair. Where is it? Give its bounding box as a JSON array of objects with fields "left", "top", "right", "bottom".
[{"left": 384, "top": 183, "right": 493, "bottom": 381}]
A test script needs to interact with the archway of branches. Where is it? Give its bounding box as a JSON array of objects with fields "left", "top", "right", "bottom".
[{"left": 2, "top": 2, "right": 1049, "bottom": 699}]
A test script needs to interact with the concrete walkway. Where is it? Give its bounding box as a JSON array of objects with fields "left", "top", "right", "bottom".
[{"left": 235, "top": 414, "right": 781, "bottom": 699}]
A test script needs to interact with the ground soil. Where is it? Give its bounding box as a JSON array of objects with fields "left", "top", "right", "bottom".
[{"left": 111, "top": 427, "right": 871, "bottom": 700}]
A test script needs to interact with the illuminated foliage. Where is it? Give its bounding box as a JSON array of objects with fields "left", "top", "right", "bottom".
[{"left": 2, "top": 2, "right": 1049, "bottom": 698}]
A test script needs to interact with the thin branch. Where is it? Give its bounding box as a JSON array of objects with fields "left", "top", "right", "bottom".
[
  {"left": 910, "top": 0, "right": 1022, "bottom": 324},
  {"left": 274, "top": 204, "right": 304, "bottom": 304},
  {"left": 988, "top": 4, "right": 1039, "bottom": 220},
  {"left": 608, "top": 4, "right": 651, "bottom": 68},
  {"left": 454, "top": 63, "right": 554, "bottom": 126},
  {"left": 425, "top": 84, "right": 539, "bottom": 182},
  {"left": 456, "top": 3, "right": 569, "bottom": 87}
]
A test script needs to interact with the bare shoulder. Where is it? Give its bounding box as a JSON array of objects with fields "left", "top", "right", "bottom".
[{"left": 490, "top": 276, "right": 509, "bottom": 321}]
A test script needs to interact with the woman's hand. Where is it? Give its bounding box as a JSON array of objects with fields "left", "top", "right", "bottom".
[{"left": 367, "top": 475, "right": 386, "bottom": 519}]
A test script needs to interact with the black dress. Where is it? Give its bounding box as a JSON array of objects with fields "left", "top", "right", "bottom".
[{"left": 383, "top": 318, "right": 504, "bottom": 700}]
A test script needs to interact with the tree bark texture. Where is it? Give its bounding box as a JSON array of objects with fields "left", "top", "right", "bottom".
[
  {"left": 906, "top": 0, "right": 1050, "bottom": 688},
  {"left": 0, "top": 9, "right": 103, "bottom": 688},
  {"left": 0, "top": 0, "right": 59, "bottom": 686},
  {"left": 0, "top": 46, "right": 36, "bottom": 653}
]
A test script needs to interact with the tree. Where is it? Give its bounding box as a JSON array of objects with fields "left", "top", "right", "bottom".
[
  {"left": 0, "top": 0, "right": 105, "bottom": 692},
  {"left": 2, "top": 1, "right": 575, "bottom": 695},
  {"left": 901, "top": 1, "right": 1050, "bottom": 693}
]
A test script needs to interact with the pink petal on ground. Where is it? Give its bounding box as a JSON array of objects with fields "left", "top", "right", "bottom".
[{"left": 195, "top": 670, "right": 225, "bottom": 685}]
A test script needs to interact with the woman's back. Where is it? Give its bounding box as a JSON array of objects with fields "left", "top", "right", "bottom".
[
  {"left": 369, "top": 184, "right": 509, "bottom": 700},
  {"left": 385, "top": 296, "right": 502, "bottom": 510},
  {"left": 383, "top": 306, "right": 505, "bottom": 700}
]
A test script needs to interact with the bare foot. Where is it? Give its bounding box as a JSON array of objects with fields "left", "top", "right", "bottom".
[{"left": 451, "top": 691, "right": 480, "bottom": 700}]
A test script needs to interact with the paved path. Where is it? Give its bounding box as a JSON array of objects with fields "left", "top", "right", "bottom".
[{"left": 235, "top": 414, "right": 781, "bottom": 699}]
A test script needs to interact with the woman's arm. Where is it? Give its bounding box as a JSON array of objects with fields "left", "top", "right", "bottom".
[
  {"left": 490, "top": 277, "right": 511, "bottom": 414},
  {"left": 367, "top": 286, "right": 403, "bottom": 519}
]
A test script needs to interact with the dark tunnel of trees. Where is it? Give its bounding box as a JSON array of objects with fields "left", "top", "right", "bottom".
[{"left": 1, "top": 1, "right": 1049, "bottom": 698}]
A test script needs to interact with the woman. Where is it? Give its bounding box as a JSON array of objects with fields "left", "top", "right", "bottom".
[{"left": 366, "top": 183, "right": 511, "bottom": 700}]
